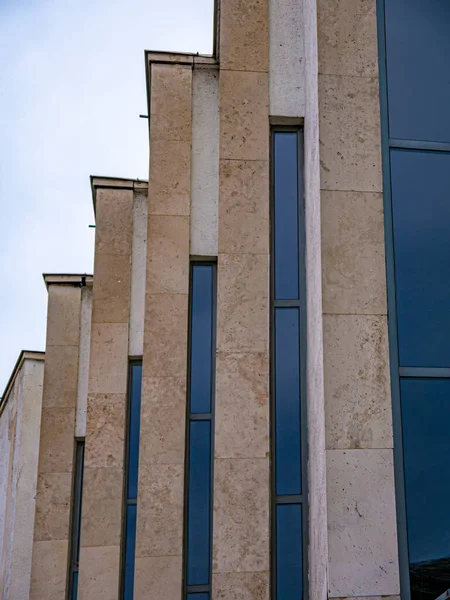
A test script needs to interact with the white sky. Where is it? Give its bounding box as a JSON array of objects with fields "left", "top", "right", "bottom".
[{"left": 0, "top": 0, "right": 213, "bottom": 391}]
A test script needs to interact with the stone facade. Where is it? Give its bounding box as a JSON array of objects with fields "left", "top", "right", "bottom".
[{"left": 0, "top": 0, "right": 405, "bottom": 598}]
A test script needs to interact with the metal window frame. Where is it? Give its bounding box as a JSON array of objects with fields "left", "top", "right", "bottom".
[
  {"left": 270, "top": 125, "right": 309, "bottom": 600},
  {"left": 67, "top": 439, "right": 85, "bottom": 600},
  {"left": 182, "top": 261, "right": 217, "bottom": 600},
  {"left": 376, "top": 2, "right": 450, "bottom": 598},
  {"left": 120, "top": 359, "right": 143, "bottom": 599}
]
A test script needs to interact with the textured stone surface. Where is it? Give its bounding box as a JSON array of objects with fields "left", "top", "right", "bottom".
[
  {"left": 144, "top": 294, "right": 188, "bottom": 378},
  {"left": 129, "top": 191, "right": 148, "bottom": 357},
  {"left": 139, "top": 377, "right": 186, "bottom": 465},
  {"left": 318, "top": 0, "right": 378, "bottom": 77},
  {"left": 34, "top": 473, "right": 72, "bottom": 542},
  {"left": 150, "top": 63, "right": 192, "bottom": 141},
  {"left": 42, "top": 345, "right": 79, "bottom": 408},
  {"left": 322, "top": 190, "right": 387, "bottom": 315},
  {"left": 95, "top": 188, "right": 133, "bottom": 255},
  {"left": 148, "top": 139, "right": 191, "bottom": 216},
  {"left": 220, "top": 0, "right": 268, "bottom": 72},
  {"left": 220, "top": 70, "right": 269, "bottom": 162},
  {"left": 134, "top": 556, "right": 182, "bottom": 598},
  {"left": 219, "top": 160, "right": 269, "bottom": 254},
  {"left": 135, "top": 463, "right": 184, "bottom": 557},
  {"left": 213, "top": 571, "right": 270, "bottom": 599},
  {"left": 75, "top": 286, "right": 93, "bottom": 437},
  {"left": 30, "top": 540, "right": 68, "bottom": 600},
  {"left": 45, "top": 285, "right": 82, "bottom": 346},
  {"left": 91, "top": 253, "right": 131, "bottom": 324},
  {"left": 213, "top": 458, "right": 269, "bottom": 574},
  {"left": 324, "top": 315, "right": 392, "bottom": 450},
  {"left": 319, "top": 74, "right": 382, "bottom": 192},
  {"left": 146, "top": 215, "right": 190, "bottom": 294},
  {"left": 80, "top": 468, "right": 123, "bottom": 548},
  {"left": 78, "top": 545, "right": 120, "bottom": 600},
  {"left": 38, "top": 408, "right": 75, "bottom": 474},
  {"left": 217, "top": 253, "right": 269, "bottom": 354},
  {"left": 89, "top": 323, "right": 129, "bottom": 394},
  {"left": 327, "top": 449, "right": 400, "bottom": 597},
  {"left": 85, "top": 394, "right": 125, "bottom": 469},
  {"left": 215, "top": 352, "right": 269, "bottom": 459}
]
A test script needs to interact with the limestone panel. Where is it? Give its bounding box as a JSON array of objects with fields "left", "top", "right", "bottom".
[
  {"left": 78, "top": 545, "right": 120, "bottom": 600},
  {"left": 80, "top": 468, "right": 123, "bottom": 548},
  {"left": 129, "top": 191, "right": 148, "bottom": 357},
  {"left": 91, "top": 254, "right": 131, "bottom": 324},
  {"left": 319, "top": 74, "right": 382, "bottom": 192},
  {"left": 75, "top": 286, "right": 93, "bottom": 437},
  {"left": 215, "top": 352, "right": 269, "bottom": 459},
  {"left": 135, "top": 463, "right": 184, "bottom": 558},
  {"left": 146, "top": 215, "right": 190, "bottom": 295},
  {"left": 322, "top": 190, "right": 387, "bottom": 315},
  {"left": 213, "top": 571, "right": 270, "bottom": 600},
  {"left": 45, "top": 285, "right": 82, "bottom": 346},
  {"left": 220, "top": 70, "right": 269, "bottom": 162},
  {"left": 95, "top": 188, "right": 133, "bottom": 256},
  {"left": 219, "top": 160, "right": 269, "bottom": 254},
  {"left": 42, "top": 345, "right": 79, "bottom": 408},
  {"left": 148, "top": 139, "right": 191, "bottom": 216},
  {"left": 324, "top": 314, "right": 392, "bottom": 450},
  {"left": 38, "top": 407, "right": 75, "bottom": 474},
  {"left": 30, "top": 540, "right": 68, "bottom": 600},
  {"left": 139, "top": 377, "right": 186, "bottom": 466},
  {"left": 134, "top": 556, "right": 182, "bottom": 598},
  {"left": 84, "top": 393, "right": 125, "bottom": 470},
  {"left": 89, "top": 323, "right": 129, "bottom": 394},
  {"left": 318, "top": 0, "right": 378, "bottom": 77},
  {"left": 327, "top": 449, "right": 400, "bottom": 597},
  {"left": 213, "top": 458, "right": 269, "bottom": 574},
  {"left": 144, "top": 293, "right": 188, "bottom": 378},
  {"left": 217, "top": 253, "right": 269, "bottom": 354},
  {"left": 34, "top": 473, "right": 72, "bottom": 542},
  {"left": 150, "top": 63, "right": 192, "bottom": 142},
  {"left": 220, "top": 0, "right": 269, "bottom": 72}
]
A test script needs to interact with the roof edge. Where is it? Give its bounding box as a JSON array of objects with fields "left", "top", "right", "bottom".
[
  {"left": 0, "top": 350, "right": 45, "bottom": 414},
  {"left": 90, "top": 176, "right": 148, "bottom": 214},
  {"left": 43, "top": 274, "right": 94, "bottom": 289}
]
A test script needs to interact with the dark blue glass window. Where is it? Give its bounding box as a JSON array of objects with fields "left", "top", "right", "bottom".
[
  {"left": 401, "top": 378, "right": 450, "bottom": 600},
  {"left": 274, "top": 131, "right": 300, "bottom": 300},
  {"left": 123, "top": 362, "right": 142, "bottom": 599},
  {"left": 391, "top": 149, "right": 450, "bottom": 367},
  {"left": 276, "top": 504, "right": 303, "bottom": 600},
  {"left": 275, "top": 308, "right": 301, "bottom": 496},
  {"left": 187, "top": 421, "right": 211, "bottom": 586},
  {"left": 185, "top": 263, "right": 216, "bottom": 598},
  {"left": 385, "top": 0, "right": 450, "bottom": 143},
  {"left": 190, "top": 265, "right": 214, "bottom": 414},
  {"left": 69, "top": 441, "right": 84, "bottom": 600}
]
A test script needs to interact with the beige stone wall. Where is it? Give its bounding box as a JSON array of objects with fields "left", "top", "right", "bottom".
[
  {"left": 317, "top": 0, "right": 400, "bottom": 596},
  {"left": 30, "top": 284, "right": 82, "bottom": 600},
  {"left": 133, "top": 61, "right": 192, "bottom": 595},
  {"left": 78, "top": 187, "right": 133, "bottom": 600},
  {"left": 213, "top": 1, "right": 270, "bottom": 597}
]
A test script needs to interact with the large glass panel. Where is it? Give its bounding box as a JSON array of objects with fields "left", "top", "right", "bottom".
[
  {"left": 274, "top": 131, "right": 299, "bottom": 300},
  {"left": 275, "top": 308, "right": 302, "bottom": 496},
  {"left": 127, "top": 364, "right": 142, "bottom": 499},
  {"left": 391, "top": 149, "right": 450, "bottom": 367},
  {"left": 276, "top": 504, "right": 303, "bottom": 600},
  {"left": 401, "top": 378, "right": 450, "bottom": 600},
  {"left": 187, "top": 420, "right": 212, "bottom": 586},
  {"left": 71, "top": 572, "right": 78, "bottom": 600},
  {"left": 190, "top": 265, "right": 214, "bottom": 414},
  {"left": 187, "top": 595, "right": 209, "bottom": 600},
  {"left": 385, "top": 0, "right": 450, "bottom": 143},
  {"left": 123, "top": 504, "right": 137, "bottom": 599}
]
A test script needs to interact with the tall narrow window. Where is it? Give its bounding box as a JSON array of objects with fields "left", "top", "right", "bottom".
[
  {"left": 122, "top": 362, "right": 142, "bottom": 599},
  {"left": 377, "top": 1, "right": 450, "bottom": 599},
  {"left": 184, "top": 263, "right": 216, "bottom": 600},
  {"left": 68, "top": 441, "right": 85, "bottom": 600},
  {"left": 271, "top": 128, "right": 307, "bottom": 600}
]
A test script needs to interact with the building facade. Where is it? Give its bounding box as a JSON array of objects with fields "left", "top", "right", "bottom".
[{"left": 1, "top": 0, "right": 450, "bottom": 598}]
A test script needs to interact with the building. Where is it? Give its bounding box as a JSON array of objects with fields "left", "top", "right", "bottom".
[{"left": 1, "top": 0, "right": 450, "bottom": 598}]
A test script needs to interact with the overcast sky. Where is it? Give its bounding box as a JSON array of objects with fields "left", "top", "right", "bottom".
[{"left": 0, "top": 0, "right": 213, "bottom": 391}]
